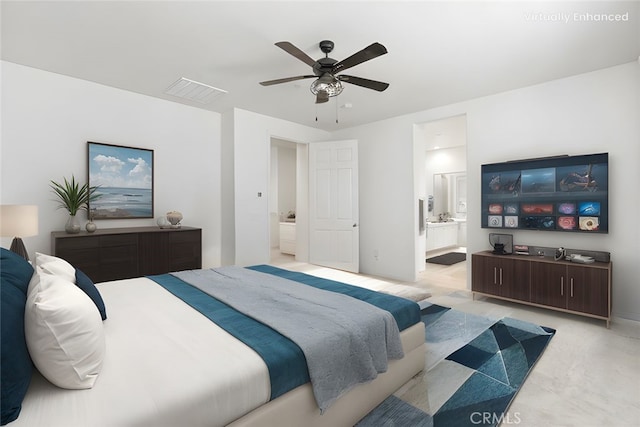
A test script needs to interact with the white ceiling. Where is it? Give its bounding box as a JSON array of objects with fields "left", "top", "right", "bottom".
[{"left": 2, "top": 1, "right": 639, "bottom": 131}]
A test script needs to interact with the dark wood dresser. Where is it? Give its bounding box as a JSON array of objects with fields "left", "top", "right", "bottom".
[{"left": 51, "top": 226, "right": 202, "bottom": 283}]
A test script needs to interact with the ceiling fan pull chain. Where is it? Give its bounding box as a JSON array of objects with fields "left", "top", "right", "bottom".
[{"left": 335, "top": 96, "right": 339, "bottom": 124}]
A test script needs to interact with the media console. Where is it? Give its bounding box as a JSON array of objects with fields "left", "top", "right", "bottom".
[{"left": 472, "top": 251, "right": 612, "bottom": 327}]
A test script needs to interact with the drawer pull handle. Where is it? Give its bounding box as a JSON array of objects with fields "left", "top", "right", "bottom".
[{"left": 570, "top": 278, "right": 574, "bottom": 298}]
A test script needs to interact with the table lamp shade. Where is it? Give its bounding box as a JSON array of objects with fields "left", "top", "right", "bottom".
[
  {"left": 1, "top": 205, "right": 39, "bottom": 238},
  {"left": 1, "top": 205, "right": 38, "bottom": 260}
]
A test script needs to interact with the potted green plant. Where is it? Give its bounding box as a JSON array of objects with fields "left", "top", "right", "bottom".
[{"left": 50, "top": 175, "right": 100, "bottom": 234}]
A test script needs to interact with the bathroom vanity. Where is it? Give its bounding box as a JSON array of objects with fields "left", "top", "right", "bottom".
[
  {"left": 279, "top": 222, "right": 296, "bottom": 255},
  {"left": 426, "top": 220, "right": 465, "bottom": 252}
]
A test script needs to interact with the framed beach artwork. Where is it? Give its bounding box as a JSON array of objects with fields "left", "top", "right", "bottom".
[{"left": 88, "top": 141, "right": 154, "bottom": 219}]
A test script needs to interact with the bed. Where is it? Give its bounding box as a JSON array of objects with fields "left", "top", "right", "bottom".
[{"left": 1, "top": 249, "right": 425, "bottom": 427}]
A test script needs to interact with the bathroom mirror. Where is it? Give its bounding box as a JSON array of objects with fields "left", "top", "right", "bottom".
[{"left": 432, "top": 172, "right": 466, "bottom": 217}]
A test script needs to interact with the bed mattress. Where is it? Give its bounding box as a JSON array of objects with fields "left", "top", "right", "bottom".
[{"left": 12, "top": 268, "right": 424, "bottom": 427}]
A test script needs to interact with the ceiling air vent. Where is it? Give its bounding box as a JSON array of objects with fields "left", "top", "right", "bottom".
[{"left": 164, "top": 77, "right": 227, "bottom": 104}]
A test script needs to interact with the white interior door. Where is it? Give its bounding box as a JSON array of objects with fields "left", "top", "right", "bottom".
[{"left": 309, "top": 140, "right": 359, "bottom": 273}]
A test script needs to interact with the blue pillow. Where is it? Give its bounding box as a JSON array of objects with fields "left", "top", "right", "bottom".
[
  {"left": 1, "top": 248, "right": 34, "bottom": 425},
  {"left": 0, "top": 248, "right": 33, "bottom": 295},
  {"left": 75, "top": 269, "right": 107, "bottom": 320}
]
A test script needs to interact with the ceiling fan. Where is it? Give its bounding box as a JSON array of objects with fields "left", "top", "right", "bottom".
[{"left": 259, "top": 40, "right": 389, "bottom": 104}]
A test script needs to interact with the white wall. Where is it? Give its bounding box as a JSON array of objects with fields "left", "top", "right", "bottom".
[
  {"left": 278, "top": 145, "right": 296, "bottom": 219},
  {"left": 413, "top": 125, "right": 427, "bottom": 274},
  {"left": 220, "top": 109, "right": 235, "bottom": 266},
  {"left": 332, "top": 119, "right": 418, "bottom": 281},
  {"left": 269, "top": 144, "right": 279, "bottom": 248},
  {"left": 425, "top": 147, "right": 467, "bottom": 178},
  {"left": 465, "top": 62, "right": 639, "bottom": 321},
  {"left": 295, "top": 143, "right": 310, "bottom": 262},
  {"left": 3, "top": 60, "right": 638, "bottom": 321},
  {"left": 335, "top": 61, "right": 640, "bottom": 321},
  {"left": 1, "top": 61, "right": 222, "bottom": 267},
  {"left": 229, "top": 108, "right": 329, "bottom": 266}
]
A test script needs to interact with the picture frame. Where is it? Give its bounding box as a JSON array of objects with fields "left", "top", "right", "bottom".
[{"left": 87, "top": 141, "right": 154, "bottom": 219}]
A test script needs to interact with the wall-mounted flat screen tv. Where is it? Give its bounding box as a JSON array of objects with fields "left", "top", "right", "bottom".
[{"left": 481, "top": 153, "right": 608, "bottom": 233}]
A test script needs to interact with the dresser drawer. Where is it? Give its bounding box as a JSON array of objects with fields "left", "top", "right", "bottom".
[
  {"left": 99, "top": 234, "right": 137, "bottom": 247},
  {"left": 54, "top": 237, "right": 100, "bottom": 273},
  {"left": 56, "top": 236, "right": 99, "bottom": 251}
]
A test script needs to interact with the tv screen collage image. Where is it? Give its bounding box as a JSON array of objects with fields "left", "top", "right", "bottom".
[{"left": 481, "top": 153, "right": 608, "bottom": 233}]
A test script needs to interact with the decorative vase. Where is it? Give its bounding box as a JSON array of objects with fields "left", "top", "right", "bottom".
[
  {"left": 65, "top": 214, "right": 81, "bottom": 234},
  {"left": 157, "top": 216, "right": 170, "bottom": 229},
  {"left": 86, "top": 220, "right": 97, "bottom": 233}
]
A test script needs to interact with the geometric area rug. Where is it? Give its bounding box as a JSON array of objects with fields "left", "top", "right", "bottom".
[{"left": 356, "top": 303, "right": 556, "bottom": 427}]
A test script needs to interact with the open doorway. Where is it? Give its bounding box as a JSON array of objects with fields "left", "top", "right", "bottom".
[
  {"left": 269, "top": 138, "right": 297, "bottom": 263},
  {"left": 419, "top": 115, "right": 468, "bottom": 290},
  {"left": 269, "top": 138, "right": 310, "bottom": 264}
]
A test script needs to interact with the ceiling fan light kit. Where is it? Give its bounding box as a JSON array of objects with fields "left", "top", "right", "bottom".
[
  {"left": 310, "top": 74, "right": 343, "bottom": 100},
  {"left": 260, "top": 40, "right": 389, "bottom": 105}
]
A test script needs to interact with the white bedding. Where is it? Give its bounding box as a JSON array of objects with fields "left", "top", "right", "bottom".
[
  {"left": 13, "top": 270, "right": 426, "bottom": 427},
  {"left": 13, "top": 277, "right": 271, "bottom": 427}
]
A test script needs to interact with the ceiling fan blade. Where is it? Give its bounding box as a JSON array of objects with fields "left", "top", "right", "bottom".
[
  {"left": 332, "top": 42, "right": 387, "bottom": 74},
  {"left": 275, "top": 41, "right": 317, "bottom": 67},
  {"left": 315, "top": 91, "right": 329, "bottom": 104},
  {"left": 338, "top": 75, "right": 389, "bottom": 92},
  {"left": 259, "top": 75, "right": 315, "bottom": 86}
]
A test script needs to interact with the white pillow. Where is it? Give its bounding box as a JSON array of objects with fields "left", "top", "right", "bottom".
[
  {"left": 35, "top": 252, "right": 76, "bottom": 283},
  {"left": 24, "top": 272, "right": 105, "bottom": 389}
]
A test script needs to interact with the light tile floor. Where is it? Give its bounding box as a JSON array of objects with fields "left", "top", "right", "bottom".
[{"left": 270, "top": 249, "right": 640, "bottom": 427}]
